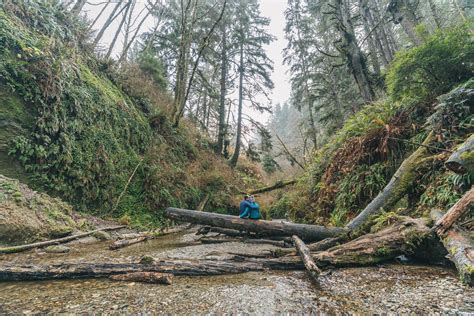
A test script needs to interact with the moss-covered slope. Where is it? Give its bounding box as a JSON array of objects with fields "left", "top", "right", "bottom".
[{"left": 0, "top": 2, "right": 248, "bottom": 228}]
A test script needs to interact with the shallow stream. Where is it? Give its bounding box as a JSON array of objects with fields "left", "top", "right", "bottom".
[{"left": 0, "top": 231, "right": 473, "bottom": 314}]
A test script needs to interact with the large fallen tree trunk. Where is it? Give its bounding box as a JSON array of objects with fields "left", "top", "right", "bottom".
[
  {"left": 445, "top": 134, "right": 474, "bottom": 174},
  {"left": 346, "top": 132, "right": 438, "bottom": 231},
  {"left": 0, "top": 226, "right": 126, "bottom": 254},
  {"left": 314, "top": 217, "right": 432, "bottom": 267},
  {"left": 0, "top": 218, "right": 433, "bottom": 281},
  {"left": 431, "top": 210, "right": 474, "bottom": 286},
  {"left": 433, "top": 187, "right": 474, "bottom": 236},
  {"left": 165, "top": 208, "right": 347, "bottom": 241}
]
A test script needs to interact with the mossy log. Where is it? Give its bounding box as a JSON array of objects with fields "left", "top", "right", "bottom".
[
  {"left": 433, "top": 187, "right": 474, "bottom": 236},
  {"left": 292, "top": 235, "right": 321, "bottom": 280},
  {"left": 445, "top": 134, "right": 474, "bottom": 174},
  {"left": 346, "top": 132, "right": 437, "bottom": 231},
  {"left": 109, "top": 272, "right": 173, "bottom": 284},
  {"left": 0, "top": 226, "right": 126, "bottom": 254},
  {"left": 165, "top": 208, "right": 347, "bottom": 241},
  {"left": 431, "top": 210, "right": 474, "bottom": 286}
]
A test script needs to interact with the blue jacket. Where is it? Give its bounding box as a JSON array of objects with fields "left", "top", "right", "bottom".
[
  {"left": 239, "top": 200, "right": 251, "bottom": 216},
  {"left": 240, "top": 201, "right": 261, "bottom": 219}
]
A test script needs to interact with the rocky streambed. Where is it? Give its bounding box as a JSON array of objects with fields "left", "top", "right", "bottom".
[{"left": 0, "top": 230, "right": 473, "bottom": 314}]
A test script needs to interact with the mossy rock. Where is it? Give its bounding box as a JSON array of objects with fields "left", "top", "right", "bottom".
[
  {"left": 91, "top": 230, "right": 112, "bottom": 241},
  {"left": 48, "top": 226, "right": 73, "bottom": 239}
]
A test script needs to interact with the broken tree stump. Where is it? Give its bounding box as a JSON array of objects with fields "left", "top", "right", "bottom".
[
  {"left": 431, "top": 210, "right": 474, "bottom": 286},
  {"left": 165, "top": 208, "right": 347, "bottom": 241},
  {"left": 292, "top": 235, "right": 322, "bottom": 280},
  {"left": 0, "top": 226, "right": 126, "bottom": 254},
  {"left": 433, "top": 187, "right": 474, "bottom": 236},
  {"left": 109, "top": 272, "right": 173, "bottom": 284},
  {"left": 445, "top": 134, "right": 474, "bottom": 174}
]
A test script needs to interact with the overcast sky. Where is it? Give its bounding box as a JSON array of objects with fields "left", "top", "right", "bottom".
[{"left": 259, "top": 0, "right": 291, "bottom": 106}]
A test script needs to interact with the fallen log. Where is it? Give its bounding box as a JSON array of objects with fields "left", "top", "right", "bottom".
[
  {"left": 109, "top": 272, "right": 173, "bottom": 284},
  {"left": 346, "top": 132, "right": 438, "bottom": 231},
  {"left": 199, "top": 237, "right": 291, "bottom": 248},
  {"left": 0, "top": 226, "right": 126, "bottom": 254},
  {"left": 197, "top": 226, "right": 248, "bottom": 237},
  {"left": 270, "top": 236, "right": 348, "bottom": 257},
  {"left": 165, "top": 208, "right": 347, "bottom": 241},
  {"left": 314, "top": 217, "right": 432, "bottom": 267},
  {"left": 109, "top": 236, "right": 149, "bottom": 250},
  {"left": 0, "top": 218, "right": 434, "bottom": 281},
  {"left": 242, "top": 179, "right": 297, "bottom": 195},
  {"left": 433, "top": 187, "right": 474, "bottom": 236},
  {"left": 111, "top": 224, "right": 192, "bottom": 250},
  {"left": 431, "top": 210, "right": 474, "bottom": 286},
  {"left": 445, "top": 134, "right": 474, "bottom": 174},
  {"left": 292, "top": 235, "right": 321, "bottom": 280},
  {"left": 0, "top": 260, "right": 269, "bottom": 281}
]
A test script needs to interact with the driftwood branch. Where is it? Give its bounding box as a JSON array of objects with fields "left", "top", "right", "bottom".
[{"left": 0, "top": 226, "right": 126, "bottom": 254}]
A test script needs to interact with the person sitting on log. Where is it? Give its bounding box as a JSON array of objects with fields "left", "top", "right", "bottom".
[
  {"left": 240, "top": 195, "right": 261, "bottom": 219},
  {"left": 239, "top": 194, "right": 251, "bottom": 218}
]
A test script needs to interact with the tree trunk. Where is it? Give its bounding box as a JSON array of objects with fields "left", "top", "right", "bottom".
[
  {"left": 93, "top": 3, "right": 124, "bottom": 48},
  {"left": 109, "top": 272, "right": 173, "bottom": 284},
  {"left": 388, "top": 0, "right": 422, "bottom": 45},
  {"left": 359, "top": 0, "right": 381, "bottom": 75},
  {"left": 229, "top": 42, "right": 244, "bottom": 167},
  {"left": 105, "top": 2, "right": 132, "bottom": 59},
  {"left": 445, "top": 135, "right": 474, "bottom": 174},
  {"left": 0, "top": 226, "right": 126, "bottom": 254},
  {"left": 346, "top": 132, "right": 436, "bottom": 231},
  {"left": 431, "top": 210, "right": 474, "bottom": 286},
  {"left": 119, "top": 1, "right": 156, "bottom": 64},
  {"left": 292, "top": 235, "right": 321, "bottom": 280},
  {"left": 428, "top": 0, "right": 442, "bottom": 28},
  {"left": 71, "top": 0, "right": 87, "bottom": 15},
  {"left": 165, "top": 208, "right": 348, "bottom": 241},
  {"left": 216, "top": 23, "right": 227, "bottom": 155},
  {"left": 432, "top": 187, "right": 474, "bottom": 236},
  {"left": 334, "top": 0, "right": 375, "bottom": 103}
]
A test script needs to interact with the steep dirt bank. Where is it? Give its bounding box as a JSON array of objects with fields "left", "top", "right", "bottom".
[{"left": 0, "top": 174, "right": 120, "bottom": 245}]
